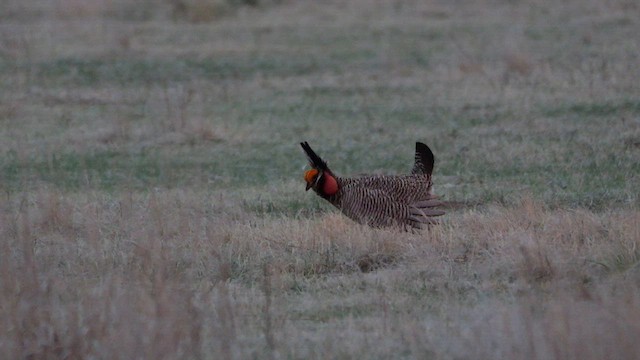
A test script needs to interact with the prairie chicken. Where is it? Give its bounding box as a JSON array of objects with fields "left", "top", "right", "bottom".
[{"left": 301, "top": 141, "right": 444, "bottom": 230}]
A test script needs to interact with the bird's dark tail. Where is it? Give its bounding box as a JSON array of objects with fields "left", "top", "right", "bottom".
[{"left": 411, "top": 142, "right": 434, "bottom": 175}]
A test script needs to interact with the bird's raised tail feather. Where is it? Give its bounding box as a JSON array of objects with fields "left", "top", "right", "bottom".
[
  {"left": 411, "top": 142, "right": 435, "bottom": 175},
  {"left": 300, "top": 141, "right": 330, "bottom": 172}
]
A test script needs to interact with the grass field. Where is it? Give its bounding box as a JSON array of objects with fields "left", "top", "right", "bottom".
[{"left": 1, "top": 0, "right": 640, "bottom": 358}]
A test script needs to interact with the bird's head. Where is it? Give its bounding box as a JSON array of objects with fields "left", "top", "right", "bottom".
[
  {"left": 304, "top": 168, "right": 320, "bottom": 191},
  {"left": 303, "top": 167, "right": 338, "bottom": 195},
  {"left": 301, "top": 142, "right": 339, "bottom": 196}
]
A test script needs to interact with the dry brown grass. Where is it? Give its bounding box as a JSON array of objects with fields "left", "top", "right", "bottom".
[{"left": 1, "top": 191, "right": 639, "bottom": 358}]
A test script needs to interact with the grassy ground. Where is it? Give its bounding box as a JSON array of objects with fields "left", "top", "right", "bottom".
[{"left": 1, "top": 0, "right": 640, "bottom": 358}]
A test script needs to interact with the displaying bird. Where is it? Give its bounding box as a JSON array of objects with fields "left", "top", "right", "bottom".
[{"left": 301, "top": 141, "right": 444, "bottom": 230}]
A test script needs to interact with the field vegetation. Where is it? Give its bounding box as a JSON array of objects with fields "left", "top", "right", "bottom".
[{"left": 1, "top": 0, "right": 639, "bottom": 358}]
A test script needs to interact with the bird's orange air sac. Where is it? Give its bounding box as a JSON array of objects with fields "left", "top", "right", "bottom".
[
  {"left": 304, "top": 169, "right": 319, "bottom": 183},
  {"left": 322, "top": 174, "right": 338, "bottom": 195}
]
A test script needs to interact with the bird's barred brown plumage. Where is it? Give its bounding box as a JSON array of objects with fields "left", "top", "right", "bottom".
[{"left": 301, "top": 141, "right": 444, "bottom": 230}]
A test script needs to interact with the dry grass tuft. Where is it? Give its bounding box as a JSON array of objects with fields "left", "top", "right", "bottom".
[
  {"left": 1, "top": 189, "right": 638, "bottom": 357},
  {"left": 460, "top": 287, "right": 640, "bottom": 360},
  {"left": 505, "top": 53, "right": 534, "bottom": 77}
]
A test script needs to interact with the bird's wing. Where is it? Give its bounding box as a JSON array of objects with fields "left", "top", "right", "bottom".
[
  {"left": 347, "top": 175, "right": 434, "bottom": 204},
  {"left": 338, "top": 184, "right": 444, "bottom": 229}
]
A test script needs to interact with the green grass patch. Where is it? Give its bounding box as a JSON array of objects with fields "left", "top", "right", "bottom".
[
  {"left": 543, "top": 100, "right": 640, "bottom": 118},
  {"left": 24, "top": 57, "right": 332, "bottom": 86}
]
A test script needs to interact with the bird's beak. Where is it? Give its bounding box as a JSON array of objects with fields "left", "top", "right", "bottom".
[{"left": 305, "top": 183, "right": 312, "bottom": 191}]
